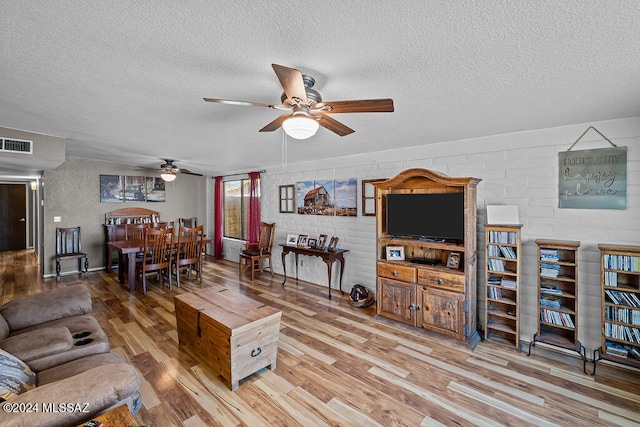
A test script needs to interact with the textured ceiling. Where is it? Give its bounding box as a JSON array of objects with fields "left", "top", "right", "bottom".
[{"left": 1, "top": 1, "right": 639, "bottom": 176}]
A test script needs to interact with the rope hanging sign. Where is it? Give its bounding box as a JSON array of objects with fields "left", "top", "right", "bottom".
[{"left": 558, "top": 126, "right": 626, "bottom": 210}]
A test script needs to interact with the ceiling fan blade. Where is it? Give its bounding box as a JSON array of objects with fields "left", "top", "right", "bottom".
[
  {"left": 259, "top": 114, "right": 290, "bottom": 132},
  {"left": 203, "top": 98, "right": 275, "bottom": 108},
  {"left": 272, "top": 64, "right": 307, "bottom": 103},
  {"left": 317, "top": 98, "right": 395, "bottom": 114},
  {"left": 180, "top": 169, "right": 203, "bottom": 177},
  {"left": 317, "top": 113, "right": 355, "bottom": 136}
]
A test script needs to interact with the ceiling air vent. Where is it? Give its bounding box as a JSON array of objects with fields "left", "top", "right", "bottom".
[{"left": 1, "top": 138, "right": 33, "bottom": 154}]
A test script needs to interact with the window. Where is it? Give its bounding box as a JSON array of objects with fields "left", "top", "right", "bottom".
[
  {"left": 362, "top": 179, "right": 386, "bottom": 216},
  {"left": 279, "top": 185, "right": 295, "bottom": 213},
  {"left": 223, "top": 178, "right": 260, "bottom": 240}
]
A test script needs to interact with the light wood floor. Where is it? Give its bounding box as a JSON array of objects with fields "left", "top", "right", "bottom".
[{"left": 2, "top": 249, "right": 640, "bottom": 426}]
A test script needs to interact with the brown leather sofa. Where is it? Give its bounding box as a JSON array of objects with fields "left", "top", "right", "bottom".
[{"left": 0, "top": 285, "right": 141, "bottom": 427}]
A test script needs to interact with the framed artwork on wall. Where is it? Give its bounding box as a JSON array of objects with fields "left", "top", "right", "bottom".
[{"left": 100, "top": 175, "right": 123, "bottom": 202}]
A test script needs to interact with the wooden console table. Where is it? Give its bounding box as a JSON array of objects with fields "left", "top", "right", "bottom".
[{"left": 280, "top": 244, "right": 348, "bottom": 299}]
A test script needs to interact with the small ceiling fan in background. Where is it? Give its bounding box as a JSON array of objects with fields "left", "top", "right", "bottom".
[
  {"left": 204, "top": 64, "right": 394, "bottom": 139},
  {"left": 157, "top": 159, "right": 203, "bottom": 182}
]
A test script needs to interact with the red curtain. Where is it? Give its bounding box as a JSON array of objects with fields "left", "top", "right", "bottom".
[
  {"left": 213, "top": 176, "right": 224, "bottom": 259},
  {"left": 246, "top": 171, "right": 261, "bottom": 245}
]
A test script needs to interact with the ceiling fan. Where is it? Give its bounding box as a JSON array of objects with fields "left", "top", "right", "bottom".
[
  {"left": 158, "top": 159, "right": 202, "bottom": 182},
  {"left": 204, "top": 64, "right": 394, "bottom": 139}
]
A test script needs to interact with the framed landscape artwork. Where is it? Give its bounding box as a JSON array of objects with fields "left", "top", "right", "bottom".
[{"left": 100, "top": 175, "right": 123, "bottom": 202}]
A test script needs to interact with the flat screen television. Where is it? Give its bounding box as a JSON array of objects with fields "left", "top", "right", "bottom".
[{"left": 386, "top": 192, "right": 464, "bottom": 241}]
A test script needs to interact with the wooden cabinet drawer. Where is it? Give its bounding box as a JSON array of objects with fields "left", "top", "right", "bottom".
[
  {"left": 377, "top": 262, "right": 416, "bottom": 282},
  {"left": 417, "top": 268, "right": 464, "bottom": 292}
]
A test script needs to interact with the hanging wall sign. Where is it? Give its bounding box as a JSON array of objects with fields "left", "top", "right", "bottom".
[{"left": 558, "top": 146, "right": 627, "bottom": 209}]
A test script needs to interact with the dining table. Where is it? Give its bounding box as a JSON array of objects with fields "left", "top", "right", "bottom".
[{"left": 107, "top": 237, "right": 211, "bottom": 292}]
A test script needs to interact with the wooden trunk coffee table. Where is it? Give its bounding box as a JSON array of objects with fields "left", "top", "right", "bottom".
[{"left": 174, "top": 285, "right": 281, "bottom": 390}]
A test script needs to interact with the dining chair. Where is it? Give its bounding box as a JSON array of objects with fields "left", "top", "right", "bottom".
[
  {"left": 172, "top": 225, "right": 204, "bottom": 287},
  {"left": 135, "top": 227, "right": 173, "bottom": 294},
  {"left": 153, "top": 220, "right": 174, "bottom": 230},
  {"left": 178, "top": 217, "right": 197, "bottom": 228},
  {"left": 125, "top": 223, "right": 150, "bottom": 240},
  {"left": 238, "top": 222, "right": 275, "bottom": 281},
  {"left": 55, "top": 226, "right": 89, "bottom": 281}
]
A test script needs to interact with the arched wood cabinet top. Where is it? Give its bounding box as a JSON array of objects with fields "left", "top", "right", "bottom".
[{"left": 373, "top": 168, "right": 481, "bottom": 191}]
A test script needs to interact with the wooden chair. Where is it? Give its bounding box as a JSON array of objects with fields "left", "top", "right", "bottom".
[
  {"left": 178, "top": 217, "right": 197, "bottom": 228},
  {"left": 55, "top": 227, "right": 89, "bottom": 281},
  {"left": 136, "top": 228, "right": 173, "bottom": 294},
  {"left": 153, "top": 221, "right": 174, "bottom": 230},
  {"left": 239, "top": 222, "right": 275, "bottom": 281},
  {"left": 172, "top": 225, "right": 204, "bottom": 287},
  {"left": 125, "top": 223, "right": 150, "bottom": 240}
]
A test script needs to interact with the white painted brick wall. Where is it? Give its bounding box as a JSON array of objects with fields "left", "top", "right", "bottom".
[{"left": 222, "top": 116, "right": 639, "bottom": 352}]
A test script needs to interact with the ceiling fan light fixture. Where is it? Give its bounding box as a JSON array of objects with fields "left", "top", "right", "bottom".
[
  {"left": 282, "top": 116, "right": 319, "bottom": 140},
  {"left": 161, "top": 172, "right": 177, "bottom": 182}
]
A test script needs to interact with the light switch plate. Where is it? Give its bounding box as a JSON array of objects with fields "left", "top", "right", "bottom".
[{"left": 53, "top": 216, "right": 61, "bottom": 222}]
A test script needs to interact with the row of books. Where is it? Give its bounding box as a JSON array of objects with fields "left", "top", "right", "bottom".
[
  {"left": 605, "top": 290, "right": 640, "bottom": 308},
  {"left": 603, "top": 254, "right": 640, "bottom": 272},
  {"left": 604, "top": 322, "right": 640, "bottom": 344},
  {"left": 488, "top": 244, "right": 517, "bottom": 259},
  {"left": 488, "top": 286, "right": 502, "bottom": 300},
  {"left": 487, "top": 258, "right": 506, "bottom": 272},
  {"left": 540, "top": 262, "right": 561, "bottom": 278},
  {"left": 540, "top": 308, "right": 574, "bottom": 328},
  {"left": 488, "top": 231, "right": 517, "bottom": 244},
  {"left": 487, "top": 276, "right": 517, "bottom": 289},
  {"left": 540, "top": 295, "right": 561, "bottom": 309},
  {"left": 605, "top": 306, "right": 640, "bottom": 326},
  {"left": 540, "top": 248, "right": 560, "bottom": 262},
  {"left": 604, "top": 271, "right": 618, "bottom": 287},
  {"left": 605, "top": 342, "right": 640, "bottom": 360}
]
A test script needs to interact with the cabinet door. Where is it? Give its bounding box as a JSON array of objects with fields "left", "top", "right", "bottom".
[
  {"left": 377, "top": 278, "right": 416, "bottom": 325},
  {"left": 419, "top": 287, "right": 464, "bottom": 339}
]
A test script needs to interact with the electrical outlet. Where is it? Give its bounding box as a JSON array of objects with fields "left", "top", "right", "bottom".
[{"left": 53, "top": 216, "right": 61, "bottom": 222}]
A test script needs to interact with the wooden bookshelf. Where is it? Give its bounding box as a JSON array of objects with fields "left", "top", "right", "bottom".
[
  {"left": 484, "top": 224, "right": 522, "bottom": 350},
  {"left": 528, "top": 239, "right": 586, "bottom": 372},
  {"left": 594, "top": 244, "right": 640, "bottom": 374}
]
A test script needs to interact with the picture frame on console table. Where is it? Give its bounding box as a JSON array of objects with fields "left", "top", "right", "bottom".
[
  {"left": 318, "top": 234, "right": 328, "bottom": 250},
  {"left": 386, "top": 245, "right": 405, "bottom": 261},
  {"left": 286, "top": 234, "right": 298, "bottom": 246},
  {"left": 297, "top": 234, "right": 309, "bottom": 248},
  {"left": 328, "top": 236, "right": 340, "bottom": 251}
]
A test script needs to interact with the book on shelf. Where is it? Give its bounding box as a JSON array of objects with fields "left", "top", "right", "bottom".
[
  {"left": 540, "top": 248, "right": 560, "bottom": 262},
  {"left": 540, "top": 262, "right": 561, "bottom": 278},
  {"left": 606, "top": 290, "right": 640, "bottom": 308},
  {"left": 499, "top": 245, "right": 517, "bottom": 259},
  {"left": 500, "top": 278, "right": 517, "bottom": 289},
  {"left": 603, "top": 254, "right": 640, "bottom": 272},
  {"left": 604, "top": 271, "right": 618, "bottom": 287},
  {"left": 487, "top": 277, "right": 501, "bottom": 285},
  {"left": 541, "top": 285, "right": 562, "bottom": 295},
  {"left": 540, "top": 295, "right": 561, "bottom": 309},
  {"left": 488, "top": 258, "right": 506, "bottom": 272},
  {"left": 605, "top": 341, "right": 629, "bottom": 357},
  {"left": 488, "top": 230, "right": 517, "bottom": 244}
]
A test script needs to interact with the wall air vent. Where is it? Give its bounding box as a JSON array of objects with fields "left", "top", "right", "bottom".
[{"left": 0, "top": 138, "right": 33, "bottom": 154}]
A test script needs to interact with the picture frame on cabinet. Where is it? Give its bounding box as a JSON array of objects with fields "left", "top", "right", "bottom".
[
  {"left": 447, "top": 252, "right": 461, "bottom": 269},
  {"left": 308, "top": 238, "right": 317, "bottom": 248},
  {"left": 386, "top": 245, "right": 405, "bottom": 261}
]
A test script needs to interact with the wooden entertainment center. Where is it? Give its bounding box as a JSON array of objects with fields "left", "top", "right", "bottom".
[{"left": 374, "top": 168, "right": 481, "bottom": 348}]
